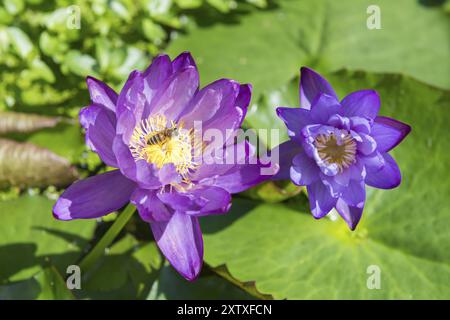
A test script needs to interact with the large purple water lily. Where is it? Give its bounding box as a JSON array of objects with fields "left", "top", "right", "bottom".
[
  {"left": 274, "top": 67, "right": 411, "bottom": 230},
  {"left": 53, "top": 52, "right": 271, "bottom": 281}
]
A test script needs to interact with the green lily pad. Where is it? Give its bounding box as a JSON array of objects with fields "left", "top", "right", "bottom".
[
  {"left": 0, "top": 266, "right": 75, "bottom": 300},
  {"left": 167, "top": 0, "right": 449, "bottom": 105},
  {"left": 0, "top": 195, "right": 96, "bottom": 282},
  {"left": 78, "top": 234, "right": 162, "bottom": 299},
  {"left": 148, "top": 264, "right": 256, "bottom": 300}
]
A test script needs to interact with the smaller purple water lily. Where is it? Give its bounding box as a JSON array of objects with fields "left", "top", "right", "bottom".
[
  {"left": 53, "top": 52, "right": 273, "bottom": 280},
  {"left": 274, "top": 67, "right": 411, "bottom": 230}
]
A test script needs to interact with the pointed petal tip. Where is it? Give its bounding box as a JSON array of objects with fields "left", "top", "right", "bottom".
[
  {"left": 242, "top": 83, "right": 252, "bottom": 91},
  {"left": 311, "top": 211, "right": 327, "bottom": 220},
  {"left": 300, "top": 67, "right": 338, "bottom": 110},
  {"left": 182, "top": 262, "right": 203, "bottom": 282},
  {"left": 172, "top": 51, "right": 197, "bottom": 71},
  {"left": 52, "top": 198, "right": 72, "bottom": 221},
  {"left": 300, "top": 66, "right": 313, "bottom": 72},
  {"left": 151, "top": 214, "right": 204, "bottom": 282},
  {"left": 336, "top": 198, "right": 363, "bottom": 231},
  {"left": 85, "top": 75, "right": 101, "bottom": 85},
  {"left": 348, "top": 223, "right": 357, "bottom": 231}
]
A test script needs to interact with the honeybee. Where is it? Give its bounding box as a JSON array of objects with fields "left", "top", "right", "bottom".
[{"left": 147, "top": 126, "right": 179, "bottom": 145}]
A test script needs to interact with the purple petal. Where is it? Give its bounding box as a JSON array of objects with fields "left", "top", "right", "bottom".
[
  {"left": 270, "top": 140, "right": 302, "bottom": 180},
  {"left": 158, "top": 164, "right": 182, "bottom": 186},
  {"left": 324, "top": 163, "right": 364, "bottom": 196},
  {"left": 196, "top": 141, "right": 275, "bottom": 193},
  {"left": 88, "top": 107, "right": 118, "bottom": 167},
  {"left": 307, "top": 181, "right": 337, "bottom": 219},
  {"left": 86, "top": 76, "right": 118, "bottom": 112},
  {"left": 340, "top": 180, "right": 366, "bottom": 207},
  {"left": 200, "top": 81, "right": 245, "bottom": 137},
  {"left": 357, "top": 133, "right": 377, "bottom": 155},
  {"left": 179, "top": 79, "right": 239, "bottom": 129},
  {"left": 53, "top": 170, "right": 135, "bottom": 220},
  {"left": 341, "top": 90, "right": 380, "bottom": 120},
  {"left": 300, "top": 67, "right": 338, "bottom": 110},
  {"left": 116, "top": 71, "right": 144, "bottom": 117},
  {"left": 321, "top": 173, "right": 346, "bottom": 197},
  {"left": 276, "top": 107, "right": 313, "bottom": 142},
  {"left": 290, "top": 151, "right": 320, "bottom": 185},
  {"left": 148, "top": 66, "right": 199, "bottom": 121},
  {"left": 310, "top": 93, "right": 341, "bottom": 124},
  {"left": 116, "top": 107, "right": 140, "bottom": 145},
  {"left": 359, "top": 151, "right": 385, "bottom": 172},
  {"left": 158, "top": 186, "right": 231, "bottom": 216},
  {"left": 172, "top": 51, "right": 197, "bottom": 72},
  {"left": 333, "top": 168, "right": 351, "bottom": 186},
  {"left": 327, "top": 114, "right": 351, "bottom": 130},
  {"left": 203, "top": 107, "right": 243, "bottom": 142},
  {"left": 79, "top": 104, "right": 104, "bottom": 151},
  {"left": 371, "top": 116, "right": 411, "bottom": 152},
  {"left": 112, "top": 136, "right": 162, "bottom": 189},
  {"left": 151, "top": 213, "right": 203, "bottom": 281},
  {"left": 130, "top": 188, "right": 172, "bottom": 222},
  {"left": 335, "top": 198, "right": 364, "bottom": 230},
  {"left": 365, "top": 153, "right": 401, "bottom": 189},
  {"left": 235, "top": 84, "right": 252, "bottom": 124},
  {"left": 350, "top": 116, "right": 371, "bottom": 134},
  {"left": 142, "top": 54, "right": 173, "bottom": 104},
  {"left": 116, "top": 71, "right": 145, "bottom": 142}
]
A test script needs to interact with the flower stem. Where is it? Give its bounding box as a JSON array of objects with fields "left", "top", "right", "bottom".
[{"left": 79, "top": 203, "right": 136, "bottom": 272}]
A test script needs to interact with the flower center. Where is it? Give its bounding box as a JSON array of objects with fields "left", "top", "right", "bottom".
[
  {"left": 314, "top": 130, "right": 357, "bottom": 172},
  {"left": 129, "top": 114, "right": 198, "bottom": 182}
]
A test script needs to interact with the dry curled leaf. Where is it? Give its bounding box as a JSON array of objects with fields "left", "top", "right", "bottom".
[
  {"left": 0, "top": 138, "right": 79, "bottom": 189},
  {"left": 0, "top": 111, "right": 63, "bottom": 134}
]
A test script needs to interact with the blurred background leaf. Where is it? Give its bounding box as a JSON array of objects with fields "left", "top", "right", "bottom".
[
  {"left": 0, "top": 138, "right": 79, "bottom": 189},
  {"left": 0, "top": 111, "right": 63, "bottom": 134}
]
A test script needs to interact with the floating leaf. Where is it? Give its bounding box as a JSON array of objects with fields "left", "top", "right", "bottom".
[
  {"left": 0, "top": 266, "right": 75, "bottom": 300},
  {"left": 0, "top": 195, "right": 96, "bottom": 282},
  {"left": 78, "top": 235, "right": 162, "bottom": 299},
  {"left": 149, "top": 264, "right": 256, "bottom": 300}
]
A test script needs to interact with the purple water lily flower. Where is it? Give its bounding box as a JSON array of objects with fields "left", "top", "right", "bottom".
[
  {"left": 53, "top": 52, "right": 271, "bottom": 281},
  {"left": 274, "top": 67, "right": 411, "bottom": 230}
]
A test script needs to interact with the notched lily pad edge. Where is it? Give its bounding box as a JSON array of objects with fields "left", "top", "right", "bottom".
[{"left": 207, "top": 263, "right": 274, "bottom": 300}]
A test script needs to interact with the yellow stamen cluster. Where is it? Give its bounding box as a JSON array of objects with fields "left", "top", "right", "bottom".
[
  {"left": 314, "top": 131, "right": 357, "bottom": 172},
  {"left": 129, "top": 114, "right": 199, "bottom": 183}
]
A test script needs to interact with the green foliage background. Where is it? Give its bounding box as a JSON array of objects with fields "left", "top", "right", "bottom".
[{"left": 0, "top": 0, "right": 449, "bottom": 299}]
